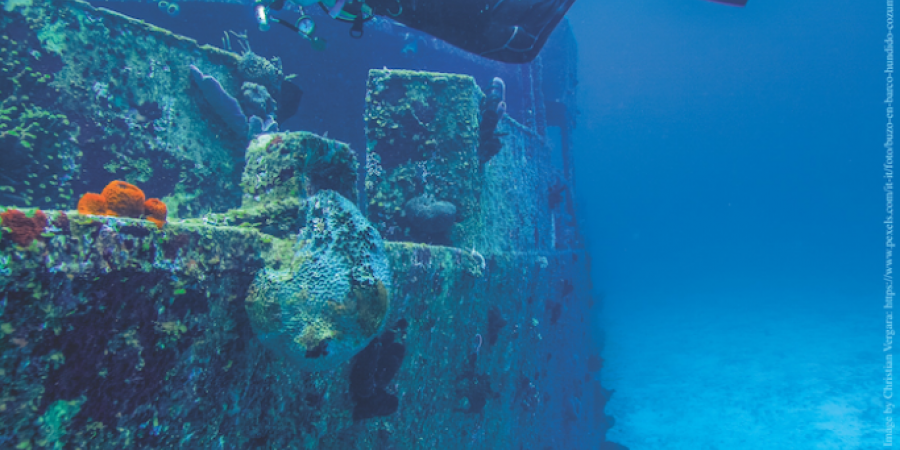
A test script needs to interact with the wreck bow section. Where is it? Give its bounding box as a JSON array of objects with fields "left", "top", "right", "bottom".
[{"left": 0, "top": 0, "right": 613, "bottom": 449}]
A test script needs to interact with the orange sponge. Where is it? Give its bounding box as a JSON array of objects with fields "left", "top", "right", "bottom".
[
  {"left": 77, "top": 192, "right": 109, "bottom": 216},
  {"left": 77, "top": 181, "right": 168, "bottom": 230},
  {"left": 144, "top": 198, "right": 167, "bottom": 230},
  {"left": 101, "top": 180, "right": 145, "bottom": 218}
]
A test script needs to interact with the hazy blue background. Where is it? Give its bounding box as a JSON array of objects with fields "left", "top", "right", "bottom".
[
  {"left": 566, "top": 1, "right": 885, "bottom": 447},
  {"left": 569, "top": 0, "right": 882, "bottom": 303}
]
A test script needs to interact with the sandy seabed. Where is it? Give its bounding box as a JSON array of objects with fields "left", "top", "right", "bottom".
[{"left": 601, "top": 290, "right": 882, "bottom": 450}]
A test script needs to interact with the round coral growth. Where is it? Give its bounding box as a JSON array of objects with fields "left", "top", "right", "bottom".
[
  {"left": 77, "top": 193, "right": 109, "bottom": 216},
  {"left": 144, "top": 198, "right": 167, "bottom": 230},
  {"left": 101, "top": 180, "right": 146, "bottom": 218}
]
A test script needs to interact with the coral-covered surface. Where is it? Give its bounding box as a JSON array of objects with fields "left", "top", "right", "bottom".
[
  {"left": 0, "top": 212, "right": 602, "bottom": 449},
  {"left": 0, "top": 0, "right": 284, "bottom": 217},
  {"left": 194, "top": 131, "right": 358, "bottom": 239},
  {"left": 241, "top": 132, "right": 358, "bottom": 209},
  {"left": 480, "top": 117, "right": 568, "bottom": 253},
  {"left": 364, "top": 69, "right": 484, "bottom": 248},
  {"left": 364, "top": 70, "right": 575, "bottom": 254},
  {"left": 247, "top": 191, "right": 391, "bottom": 371},
  {"left": 0, "top": 11, "right": 75, "bottom": 211}
]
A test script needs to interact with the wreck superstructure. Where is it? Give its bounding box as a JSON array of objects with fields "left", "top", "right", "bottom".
[{"left": 0, "top": 1, "right": 611, "bottom": 448}]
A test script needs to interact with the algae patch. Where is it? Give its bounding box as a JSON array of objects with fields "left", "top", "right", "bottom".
[
  {"left": 36, "top": 19, "right": 68, "bottom": 54},
  {"left": 4, "top": 0, "right": 32, "bottom": 12},
  {"left": 38, "top": 397, "right": 85, "bottom": 449}
]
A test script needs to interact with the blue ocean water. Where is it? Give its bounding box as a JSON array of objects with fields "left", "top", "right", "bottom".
[{"left": 569, "top": 0, "right": 884, "bottom": 448}]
